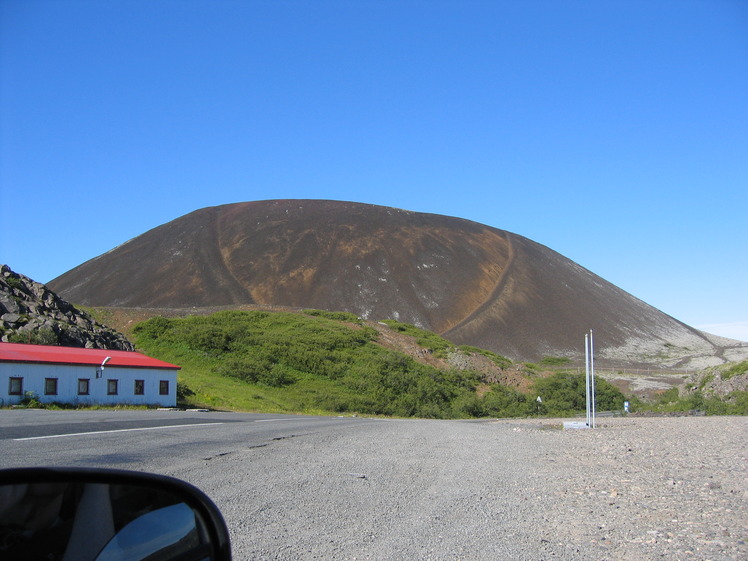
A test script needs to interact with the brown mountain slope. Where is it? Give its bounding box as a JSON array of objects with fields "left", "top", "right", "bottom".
[{"left": 48, "top": 200, "right": 748, "bottom": 368}]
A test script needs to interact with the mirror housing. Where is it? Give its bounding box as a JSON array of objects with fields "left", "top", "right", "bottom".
[{"left": 0, "top": 467, "right": 231, "bottom": 561}]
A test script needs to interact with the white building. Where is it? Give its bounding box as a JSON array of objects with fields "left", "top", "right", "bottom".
[{"left": 0, "top": 342, "right": 180, "bottom": 407}]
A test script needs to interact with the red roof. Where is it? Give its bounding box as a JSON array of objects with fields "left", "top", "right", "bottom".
[{"left": 0, "top": 342, "right": 180, "bottom": 370}]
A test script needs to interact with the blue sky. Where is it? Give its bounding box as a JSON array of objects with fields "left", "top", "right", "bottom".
[{"left": 1, "top": 1, "right": 747, "bottom": 340}]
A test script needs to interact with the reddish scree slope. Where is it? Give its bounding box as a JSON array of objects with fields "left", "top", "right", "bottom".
[{"left": 49, "top": 200, "right": 740, "bottom": 367}]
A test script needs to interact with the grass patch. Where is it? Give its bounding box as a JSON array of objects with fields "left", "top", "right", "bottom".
[
  {"left": 722, "top": 360, "right": 748, "bottom": 380},
  {"left": 379, "top": 320, "right": 455, "bottom": 357},
  {"left": 539, "top": 356, "right": 572, "bottom": 366},
  {"left": 302, "top": 309, "right": 362, "bottom": 324},
  {"left": 126, "top": 308, "right": 746, "bottom": 418},
  {"left": 457, "top": 345, "right": 513, "bottom": 369},
  {"left": 133, "top": 311, "right": 483, "bottom": 417}
]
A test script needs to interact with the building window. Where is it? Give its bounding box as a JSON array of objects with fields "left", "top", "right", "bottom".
[
  {"left": 134, "top": 380, "right": 145, "bottom": 395},
  {"left": 107, "top": 379, "right": 118, "bottom": 395},
  {"left": 159, "top": 380, "right": 170, "bottom": 395},
  {"left": 44, "top": 378, "right": 58, "bottom": 396},
  {"left": 78, "top": 379, "right": 90, "bottom": 395},
  {"left": 9, "top": 377, "right": 23, "bottom": 395}
]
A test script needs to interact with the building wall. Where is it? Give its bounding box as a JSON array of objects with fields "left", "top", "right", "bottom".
[{"left": 0, "top": 362, "right": 177, "bottom": 407}]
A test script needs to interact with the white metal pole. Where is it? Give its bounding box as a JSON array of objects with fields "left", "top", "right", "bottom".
[
  {"left": 585, "top": 333, "right": 590, "bottom": 427},
  {"left": 590, "top": 330, "right": 596, "bottom": 429}
]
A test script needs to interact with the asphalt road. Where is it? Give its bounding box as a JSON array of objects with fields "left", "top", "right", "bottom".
[
  {"left": 1, "top": 409, "right": 552, "bottom": 560},
  {"left": 0, "top": 409, "right": 371, "bottom": 469}
]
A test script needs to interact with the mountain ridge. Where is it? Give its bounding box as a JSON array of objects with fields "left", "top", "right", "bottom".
[{"left": 48, "top": 200, "right": 748, "bottom": 369}]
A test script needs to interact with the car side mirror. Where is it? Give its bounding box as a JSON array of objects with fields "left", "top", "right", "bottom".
[{"left": 0, "top": 467, "right": 231, "bottom": 561}]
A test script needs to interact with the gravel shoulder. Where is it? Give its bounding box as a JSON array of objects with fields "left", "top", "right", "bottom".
[
  {"left": 499, "top": 416, "right": 747, "bottom": 561},
  {"left": 167, "top": 416, "right": 747, "bottom": 561}
]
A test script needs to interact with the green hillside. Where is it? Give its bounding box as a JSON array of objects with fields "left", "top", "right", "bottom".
[{"left": 131, "top": 309, "right": 626, "bottom": 418}]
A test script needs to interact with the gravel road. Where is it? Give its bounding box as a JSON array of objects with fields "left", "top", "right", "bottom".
[{"left": 162, "top": 415, "right": 746, "bottom": 561}]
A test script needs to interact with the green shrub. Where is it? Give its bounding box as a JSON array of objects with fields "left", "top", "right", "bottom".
[
  {"left": 727, "top": 391, "right": 748, "bottom": 414},
  {"left": 481, "top": 385, "right": 533, "bottom": 417},
  {"left": 380, "top": 320, "right": 454, "bottom": 356},
  {"left": 541, "top": 356, "right": 571, "bottom": 366},
  {"left": 635, "top": 381, "right": 748, "bottom": 415},
  {"left": 722, "top": 360, "right": 748, "bottom": 380},
  {"left": 303, "top": 309, "right": 361, "bottom": 323},
  {"left": 532, "top": 372, "right": 625, "bottom": 415},
  {"left": 8, "top": 328, "right": 59, "bottom": 345},
  {"left": 20, "top": 391, "right": 42, "bottom": 408},
  {"left": 132, "top": 316, "right": 173, "bottom": 339},
  {"left": 458, "top": 345, "right": 513, "bottom": 368},
  {"left": 451, "top": 394, "right": 485, "bottom": 418},
  {"left": 6, "top": 276, "right": 24, "bottom": 290},
  {"left": 698, "top": 373, "right": 715, "bottom": 390},
  {"left": 657, "top": 387, "right": 680, "bottom": 404},
  {"left": 184, "top": 326, "right": 233, "bottom": 354}
]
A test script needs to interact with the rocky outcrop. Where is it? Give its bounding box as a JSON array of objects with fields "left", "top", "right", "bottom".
[
  {"left": 683, "top": 360, "right": 748, "bottom": 399},
  {"left": 0, "top": 265, "right": 133, "bottom": 350}
]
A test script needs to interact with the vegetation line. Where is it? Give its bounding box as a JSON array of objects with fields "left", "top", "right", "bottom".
[{"left": 130, "top": 309, "right": 626, "bottom": 418}]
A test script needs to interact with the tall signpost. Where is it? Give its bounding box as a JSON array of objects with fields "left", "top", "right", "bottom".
[
  {"left": 585, "top": 333, "right": 590, "bottom": 426},
  {"left": 590, "top": 330, "right": 596, "bottom": 428},
  {"left": 585, "top": 330, "right": 596, "bottom": 428}
]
